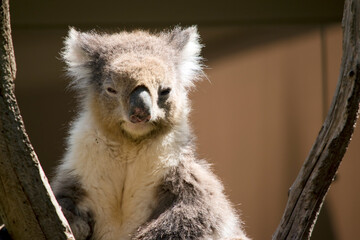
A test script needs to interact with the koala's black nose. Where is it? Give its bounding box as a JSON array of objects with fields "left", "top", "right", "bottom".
[{"left": 129, "top": 86, "right": 152, "bottom": 123}]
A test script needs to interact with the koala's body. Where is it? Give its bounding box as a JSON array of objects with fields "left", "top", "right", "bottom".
[{"left": 52, "top": 27, "right": 249, "bottom": 240}]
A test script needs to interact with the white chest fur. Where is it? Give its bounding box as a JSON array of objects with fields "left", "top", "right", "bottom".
[{"left": 62, "top": 117, "right": 180, "bottom": 240}]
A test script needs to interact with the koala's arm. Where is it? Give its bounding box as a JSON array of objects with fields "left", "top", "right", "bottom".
[
  {"left": 133, "top": 188, "right": 211, "bottom": 239},
  {"left": 133, "top": 162, "right": 240, "bottom": 240},
  {"left": 52, "top": 172, "right": 93, "bottom": 240},
  {"left": 133, "top": 201, "right": 208, "bottom": 240}
]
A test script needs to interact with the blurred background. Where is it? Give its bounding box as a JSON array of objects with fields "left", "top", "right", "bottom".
[{"left": 6, "top": 0, "right": 359, "bottom": 239}]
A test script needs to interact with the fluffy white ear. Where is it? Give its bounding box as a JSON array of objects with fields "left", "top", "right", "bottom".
[
  {"left": 168, "top": 26, "right": 204, "bottom": 89},
  {"left": 62, "top": 28, "right": 93, "bottom": 86}
]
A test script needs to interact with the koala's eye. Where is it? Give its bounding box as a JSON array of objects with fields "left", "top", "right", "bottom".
[
  {"left": 106, "top": 87, "right": 117, "bottom": 94},
  {"left": 159, "top": 88, "right": 171, "bottom": 97}
]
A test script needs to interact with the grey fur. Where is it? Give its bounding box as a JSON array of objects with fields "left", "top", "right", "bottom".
[
  {"left": 167, "top": 26, "right": 195, "bottom": 51},
  {"left": 52, "top": 171, "right": 94, "bottom": 240},
  {"left": 62, "top": 26, "right": 203, "bottom": 96},
  {"left": 54, "top": 26, "right": 249, "bottom": 240},
  {"left": 134, "top": 162, "right": 215, "bottom": 239}
]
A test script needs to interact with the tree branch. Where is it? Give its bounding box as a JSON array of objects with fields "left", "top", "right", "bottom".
[
  {"left": 0, "top": 0, "right": 74, "bottom": 239},
  {"left": 273, "top": 0, "right": 360, "bottom": 239}
]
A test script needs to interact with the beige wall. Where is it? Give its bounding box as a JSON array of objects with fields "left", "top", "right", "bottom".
[{"left": 11, "top": 24, "right": 359, "bottom": 239}]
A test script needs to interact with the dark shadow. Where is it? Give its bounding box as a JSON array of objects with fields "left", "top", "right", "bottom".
[
  {"left": 311, "top": 202, "right": 337, "bottom": 240},
  {"left": 201, "top": 25, "right": 318, "bottom": 61}
]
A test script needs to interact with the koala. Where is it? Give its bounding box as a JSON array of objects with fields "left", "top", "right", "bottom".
[{"left": 51, "top": 26, "right": 250, "bottom": 240}]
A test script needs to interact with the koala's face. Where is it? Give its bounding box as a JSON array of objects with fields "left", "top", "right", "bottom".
[
  {"left": 95, "top": 55, "right": 177, "bottom": 139},
  {"left": 62, "top": 27, "right": 203, "bottom": 140}
]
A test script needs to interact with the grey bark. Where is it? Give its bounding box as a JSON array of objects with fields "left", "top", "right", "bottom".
[
  {"left": 0, "top": 0, "right": 74, "bottom": 239},
  {"left": 273, "top": 0, "right": 360, "bottom": 239}
]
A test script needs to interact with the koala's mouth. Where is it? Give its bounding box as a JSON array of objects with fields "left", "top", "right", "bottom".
[
  {"left": 120, "top": 120, "right": 155, "bottom": 137},
  {"left": 124, "top": 120, "right": 153, "bottom": 130},
  {"left": 119, "top": 119, "right": 169, "bottom": 141}
]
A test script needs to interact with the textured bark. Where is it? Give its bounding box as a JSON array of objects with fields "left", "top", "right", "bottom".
[
  {"left": 0, "top": 0, "right": 74, "bottom": 239},
  {"left": 273, "top": 0, "right": 360, "bottom": 239}
]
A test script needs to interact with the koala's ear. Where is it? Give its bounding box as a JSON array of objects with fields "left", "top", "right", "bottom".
[
  {"left": 167, "top": 26, "right": 204, "bottom": 89},
  {"left": 62, "top": 27, "right": 98, "bottom": 86}
]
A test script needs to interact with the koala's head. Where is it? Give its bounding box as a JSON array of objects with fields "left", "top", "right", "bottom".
[{"left": 62, "top": 27, "right": 203, "bottom": 141}]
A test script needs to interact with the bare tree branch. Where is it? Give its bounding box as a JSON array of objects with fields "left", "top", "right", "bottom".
[
  {"left": 273, "top": 0, "right": 360, "bottom": 239},
  {"left": 0, "top": 0, "right": 74, "bottom": 239}
]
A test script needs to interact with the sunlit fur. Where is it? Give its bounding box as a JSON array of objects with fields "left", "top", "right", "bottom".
[{"left": 52, "top": 27, "right": 250, "bottom": 240}]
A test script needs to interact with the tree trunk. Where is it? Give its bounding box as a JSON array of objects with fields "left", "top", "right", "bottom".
[
  {"left": 273, "top": 0, "right": 360, "bottom": 239},
  {"left": 0, "top": 0, "right": 74, "bottom": 239}
]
